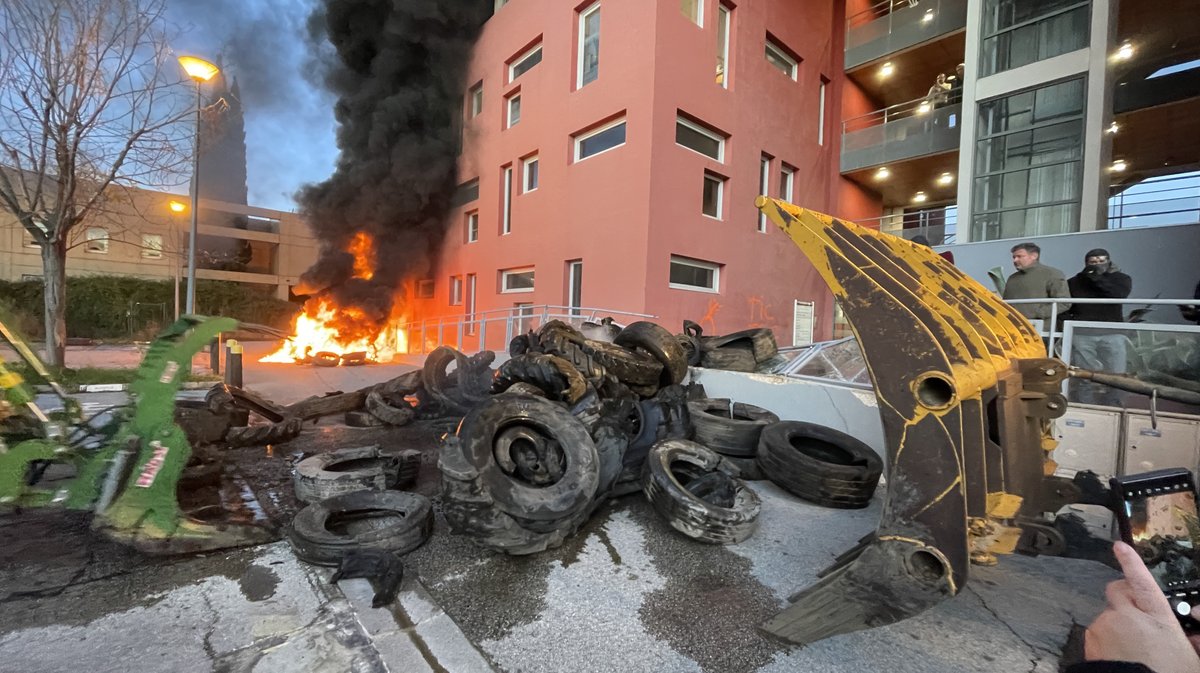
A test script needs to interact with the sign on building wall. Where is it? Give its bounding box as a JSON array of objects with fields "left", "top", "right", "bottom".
[{"left": 793, "top": 300, "right": 814, "bottom": 346}]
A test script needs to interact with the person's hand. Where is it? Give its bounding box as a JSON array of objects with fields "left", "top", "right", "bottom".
[{"left": 1084, "top": 541, "right": 1200, "bottom": 673}]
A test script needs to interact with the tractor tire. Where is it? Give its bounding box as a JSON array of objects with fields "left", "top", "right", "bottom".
[
  {"left": 703, "top": 329, "right": 778, "bottom": 363},
  {"left": 641, "top": 439, "right": 760, "bottom": 544},
  {"left": 677, "top": 334, "right": 703, "bottom": 367},
  {"left": 365, "top": 390, "right": 415, "bottom": 427},
  {"left": 293, "top": 445, "right": 402, "bottom": 503},
  {"left": 287, "top": 490, "right": 433, "bottom": 566},
  {"left": 457, "top": 394, "right": 599, "bottom": 521},
  {"left": 491, "top": 353, "right": 588, "bottom": 404},
  {"left": 614, "top": 322, "right": 688, "bottom": 387},
  {"left": 537, "top": 326, "right": 609, "bottom": 382},
  {"left": 578, "top": 339, "right": 663, "bottom": 387},
  {"left": 499, "top": 382, "right": 547, "bottom": 397},
  {"left": 224, "top": 417, "right": 303, "bottom": 448},
  {"left": 756, "top": 421, "right": 882, "bottom": 509},
  {"left": 689, "top": 399, "right": 779, "bottom": 458},
  {"left": 700, "top": 347, "right": 758, "bottom": 372}
]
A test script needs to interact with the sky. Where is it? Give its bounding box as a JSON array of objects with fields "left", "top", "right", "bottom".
[{"left": 167, "top": 0, "right": 338, "bottom": 212}]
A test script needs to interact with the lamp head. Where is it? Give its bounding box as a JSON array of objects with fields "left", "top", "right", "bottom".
[{"left": 178, "top": 56, "right": 219, "bottom": 82}]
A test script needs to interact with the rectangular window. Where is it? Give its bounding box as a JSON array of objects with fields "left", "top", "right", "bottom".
[
  {"left": 574, "top": 117, "right": 627, "bottom": 161},
  {"left": 469, "top": 83, "right": 483, "bottom": 118},
  {"left": 466, "top": 273, "right": 478, "bottom": 335},
  {"left": 416, "top": 279, "right": 435, "bottom": 299},
  {"left": 453, "top": 178, "right": 480, "bottom": 206},
  {"left": 818, "top": 77, "right": 828, "bottom": 145},
  {"left": 509, "top": 43, "right": 543, "bottom": 81},
  {"left": 523, "top": 155, "right": 539, "bottom": 193},
  {"left": 578, "top": 3, "right": 601, "bottom": 88},
  {"left": 141, "top": 233, "right": 164, "bottom": 259},
  {"left": 779, "top": 164, "right": 795, "bottom": 204},
  {"left": 765, "top": 38, "right": 798, "bottom": 80},
  {"left": 85, "top": 227, "right": 109, "bottom": 253},
  {"left": 506, "top": 94, "right": 521, "bottom": 128},
  {"left": 466, "top": 211, "right": 479, "bottom": 243},
  {"left": 758, "top": 155, "right": 771, "bottom": 233},
  {"left": 502, "top": 267, "right": 535, "bottom": 293},
  {"left": 669, "top": 255, "right": 721, "bottom": 292},
  {"left": 702, "top": 172, "right": 724, "bottom": 220},
  {"left": 502, "top": 166, "right": 514, "bottom": 234},
  {"left": 676, "top": 116, "right": 725, "bottom": 162},
  {"left": 971, "top": 78, "right": 1085, "bottom": 241},
  {"left": 681, "top": 0, "right": 702, "bottom": 26},
  {"left": 979, "top": 0, "right": 1091, "bottom": 77},
  {"left": 567, "top": 260, "right": 583, "bottom": 315},
  {"left": 716, "top": 4, "right": 731, "bottom": 87},
  {"left": 450, "top": 276, "right": 464, "bottom": 306}
]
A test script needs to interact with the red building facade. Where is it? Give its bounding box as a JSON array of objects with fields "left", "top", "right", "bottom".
[{"left": 423, "top": 0, "right": 878, "bottom": 346}]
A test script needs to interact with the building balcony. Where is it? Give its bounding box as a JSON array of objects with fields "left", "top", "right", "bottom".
[
  {"left": 845, "top": 0, "right": 967, "bottom": 70},
  {"left": 841, "top": 96, "right": 961, "bottom": 173}
]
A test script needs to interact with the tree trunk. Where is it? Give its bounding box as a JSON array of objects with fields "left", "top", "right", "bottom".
[{"left": 41, "top": 239, "right": 68, "bottom": 367}]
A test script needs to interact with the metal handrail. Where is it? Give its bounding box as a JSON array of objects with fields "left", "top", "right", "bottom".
[
  {"left": 1107, "top": 174, "right": 1200, "bottom": 230},
  {"left": 1004, "top": 298, "right": 1199, "bottom": 356},
  {"left": 846, "top": 0, "right": 921, "bottom": 32},
  {"left": 842, "top": 94, "right": 961, "bottom": 134},
  {"left": 851, "top": 210, "right": 959, "bottom": 245},
  {"left": 397, "top": 305, "right": 659, "bottom": 355}
]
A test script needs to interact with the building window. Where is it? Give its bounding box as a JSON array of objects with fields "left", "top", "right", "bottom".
[
  {"left": 716, "top": 4, "right": 731, "bottom": 87},
  {"left": 501, "top": 267, "right": 535, "bottom": 293},
  {"left": 780, "top": 164, "right": 795, "bottom": 204},
  {"left": 702, "top": 172, "right": 725, "bottom": 220},
  {"left": 141, "top": 233, "right": 164, "bottom": 259},
  {"left": 468, "top": 82, "right": 483, "bottom": 118},
  {"left": 509, "top": 43, "right": 543, "bottom": 82},
  {"left": 759, "top": 155, "right": 773, "bottom": 232},
  {"left": 567, "top": 260, "right": 583, "bottom": 315},
  {"left": 578, "top": 3, "right": 601, "bottom": 88},
  {"left": 502, "top": 166, "right": 514, "bottom": 234},
  {"left": 494, "top": 0, "right": 508, "bottom": 10},
  {"left": 450, "top": 276, "right": 464, "bottom": 306},
  {"left": 453, "top": 178, "right": 480, "bottom": 207},
  {"left": 466, "top": 274, "right": 478, "bottom": 334},
  {"left": 574, "top": 117, "right": 627, "bottom": 162},
  {"left": 522, "top": 155, "right": 539, "bottom": 193},
  {"left": 85, "top": 227, "right": 109, "bottom": 253},
  {"left": 416, "top": 279, "right": 435, "bottom": 298},
  {"left": 818, "top": 77, "right": 828, "bottom": 145},
  {"left": 669, "top": 255, "right": 720, "bottom": 292},
  {"left": 466, "top": 211, "right": 479, "bottom": 243},
  {"left": 972, "top": 77, "right": 1085, "bottom": 241},
  {"left": 506, "top": 94, "right": 521, "bottom": 128},
  {"left": 676, "top": 116, "right": 725, "bottom": 162},
  {"left": 681, "top": 0, "right": 702, "bottom": 26},
  {"left": 979, "top": 0, "right": 1091, "bottom": 77},
  {"left": 765, "top": 37, "right": 799, "bottom": 80}
]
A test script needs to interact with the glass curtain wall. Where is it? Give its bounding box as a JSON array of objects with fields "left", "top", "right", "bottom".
[
  {"left": 979, "top": 0, "right": 1090, "bottom": 77},
  {"left": 971, "top": 77, "right": 1086, "bottom": 241}
]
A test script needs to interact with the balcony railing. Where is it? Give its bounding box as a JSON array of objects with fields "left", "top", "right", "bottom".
[
  {"left": 845, "top": 0, "right": 967, "bottom": 70},
  {"left": 1107, "top": 173, "right": 1200, "bottom": 230},
  {"left": 854, "top": 208, "right": 958, "bottom": 245},
  {"left": 841, "top": 96, "right": 961, "bottom": 172},
  {"left": 397, "top": 304, "right": 657, "bottom": 355}
]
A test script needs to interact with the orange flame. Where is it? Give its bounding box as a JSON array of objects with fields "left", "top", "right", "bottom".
[{"left": 348, "top": 232, "right": 374, "bottom": 281}]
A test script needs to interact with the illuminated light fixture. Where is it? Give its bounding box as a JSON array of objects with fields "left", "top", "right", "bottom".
[
  {"left": 880, "top": 62, "right": 895, "bottom": 78},
  {"left": 922, "top": 9, "right": 935, "bottom": 23},
  {"left": 875, "top": 166, "right": 891, "bottom": 180},
  {"left": 168, "top": 200, "right": 187, "bottom": 213},
  {"left": 178, "top": 55, "right": 220, "bottom": 82},
  {"left": 1110, "top": 159, "right": 1128, "bottom": 172},
  {"left": 1106, "top": 121, "right": 1119, "bottom": 134},
  {"left": 1115, "top": 42, "right": 1134, "bottom": 61},
  {"left": 936, "top": 172, "right": 954, "bottom": 186},
  {"left": 912, "top": 191, "right": 928, "bottom": 203},
  {"left": 916, "top": 101, "right": 931, "bottom": 114}
]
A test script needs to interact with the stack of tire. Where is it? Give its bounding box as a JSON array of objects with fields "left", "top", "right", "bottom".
[
  {"left": 755, "top": 421, "right": 883, "bottom": 509},
  {"left": 688, "top": 398, "right": 779, "bottom": 481},
  {"left": 287, "top": 445, "right": 433, "bottom": 566},
  {"left": 440, "top": 319, "right": 695, "bottom": 554},
  {"left": 675, "top": 321, "right": 779, "bottom": 373}
]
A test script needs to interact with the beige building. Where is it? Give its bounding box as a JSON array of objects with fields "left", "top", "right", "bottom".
[{"left": 0, "top": 187, "right": 318, "bottom": 301}]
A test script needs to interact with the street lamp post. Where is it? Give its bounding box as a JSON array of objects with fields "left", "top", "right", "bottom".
[{"left": 177, "top": 56, "right": 219, "bottom": 315}]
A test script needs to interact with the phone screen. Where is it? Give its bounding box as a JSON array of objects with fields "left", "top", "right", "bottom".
[{"left": 1122, "top": 481, "right": 1200, "bottom": 592}]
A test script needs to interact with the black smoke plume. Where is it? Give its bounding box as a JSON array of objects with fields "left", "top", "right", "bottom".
[{"left": 297, "top": 0, "right": 490, "bottom": 335}]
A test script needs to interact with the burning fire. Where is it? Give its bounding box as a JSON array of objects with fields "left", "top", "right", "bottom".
[{"left": 260, "top": 233, "right": 410, "bottom": 364}]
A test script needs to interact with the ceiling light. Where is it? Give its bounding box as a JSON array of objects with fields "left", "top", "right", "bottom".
[
  {"left": 936, "top": 172, "right": 954, "bottom": 186},
  {"left": 1115, "top": 42, "right": 1134, "bottom": 61},
  {"left": 880, "top": 62, "right": 895, "bottom": 78},
  {"left": 916, "top": 101, "right": 931, "bottom": 114},
  {"left": 1106, "top": 121, "right": 1119, "bottom": 134},
  {"left": 913, "top": 191, "right": 928, "bottom": 203},
  {"left": 875, "top": 166, "right": 890, "bottom": 180},
  {"left": 1110, "top": 159, "right": 1128, "bottom": 172},
  {"left": 922, "top": 9, "right": 935, "bottom": 23}
]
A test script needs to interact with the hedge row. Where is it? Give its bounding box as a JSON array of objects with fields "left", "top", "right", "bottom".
[{"left": 0, "top": 276, "right": 300, "bottom": 340}]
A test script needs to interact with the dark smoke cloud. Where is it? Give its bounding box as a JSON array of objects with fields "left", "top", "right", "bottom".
[{"left": 296, "top": 0, "right": 490, "bottom": 332}]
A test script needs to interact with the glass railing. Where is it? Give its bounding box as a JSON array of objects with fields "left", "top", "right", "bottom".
[
  {"left": 841, "top": 96, "right": 962, "bottom": 172},
  {"left": 1107, "top": 173, "right": 1200, "bottom": 230},
  {"left": 845, "top": 0, "right": 967, "bottom": 69}
]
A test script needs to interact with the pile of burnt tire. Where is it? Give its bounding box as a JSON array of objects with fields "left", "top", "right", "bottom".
[
  {"left": 675, "top": 321, "right": 779, "bottom": 372},
  {"left": 344, "top": 350, "right": 497, "bottom": 428},
  {"left": 440, "top": 319, "right": 706, "bottom": 554}
]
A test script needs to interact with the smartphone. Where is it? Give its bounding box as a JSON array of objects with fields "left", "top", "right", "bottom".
[{"left": 1111, "top": 468, "right": 1200, "bottom": 632}]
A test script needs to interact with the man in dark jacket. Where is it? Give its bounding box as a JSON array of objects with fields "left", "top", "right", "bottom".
[{"left": 1064, "top": 249, "right": 1132, "bottom": 406}]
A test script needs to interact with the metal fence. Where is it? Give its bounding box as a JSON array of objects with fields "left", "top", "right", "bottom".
[
  {"left": 396, "top": 305, "right": 657, "bottom": 355},
  {"left": 1107, "top": 173, "right": 1200, "bottom": 230}
]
